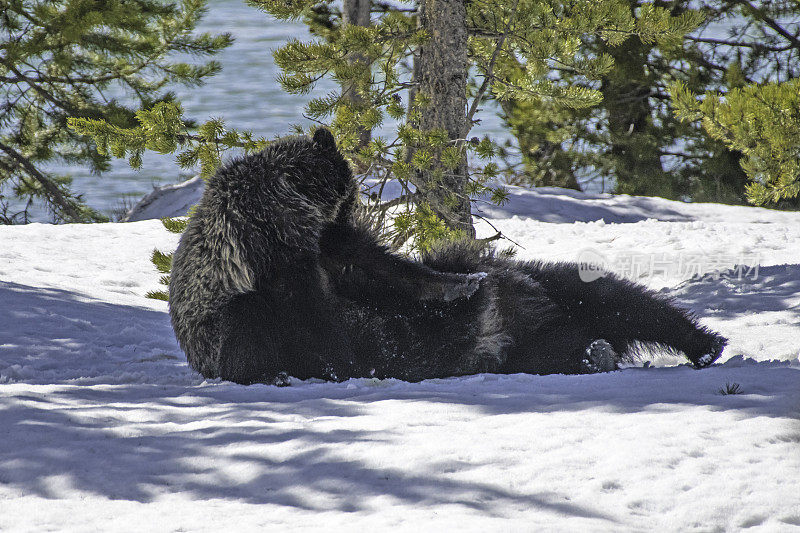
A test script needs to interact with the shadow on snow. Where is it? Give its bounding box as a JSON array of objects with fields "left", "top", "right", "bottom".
[
  {"left": 0, "top": 281, "right": 187, "bottom": 385},
  {"left": 0, "top": 385, "right": 616, "bottom": 520},
  {"left": 476, "top": 186, "right": 694, "bottom": 224},
  {"left": 0, "top": 280, "right": 797, "bottom": 514},
  {"left": 664, "top": 264, "right": 800, "bottom": 321}
]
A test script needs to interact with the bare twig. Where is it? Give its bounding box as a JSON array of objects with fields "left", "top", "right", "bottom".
[
  {"left": 732, "top": 0, "right": 800, "bottom": 49},
  {"left": 471, "top": 211, "right": 524, "bottom": 249},
  {"left": 475, "top": 231, "right": 503, "bottom": 245},
  {"left": 377, "top": 193, "right": 417, "bottom": 212},
  {"left": 685, "top": 35, "right": 793, "bottom": 52}
]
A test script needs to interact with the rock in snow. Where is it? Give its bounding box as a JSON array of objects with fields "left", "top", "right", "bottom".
[{"left": 0, "top": 186, "right": 798, "bottom": 531}]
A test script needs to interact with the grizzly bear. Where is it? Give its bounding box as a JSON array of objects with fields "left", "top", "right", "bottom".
[{"left": 169, "top": 129, "right": 725, "bottom": 384}]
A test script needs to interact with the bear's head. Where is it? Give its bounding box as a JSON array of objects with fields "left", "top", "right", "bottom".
[{"left": 295, "top": 128, "right": 357, "bottom": 222}]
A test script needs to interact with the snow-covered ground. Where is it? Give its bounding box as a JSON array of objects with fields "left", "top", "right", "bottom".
[{"left": 1, "top": 186, "right": 799, "bottom": 531}]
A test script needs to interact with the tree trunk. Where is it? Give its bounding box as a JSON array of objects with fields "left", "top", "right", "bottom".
[
  {"left": 415, "top": 0, "right": 474, "bottom": 238},
  {"left": 342, "top": 0, "right": 372, "bottom": 148}
]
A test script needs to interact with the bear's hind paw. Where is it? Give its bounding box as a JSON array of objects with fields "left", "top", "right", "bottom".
[
  {"left": 272, "top": 371, "right": 291, "bottom": 387},
  {"left": 582, "top": 339, "right": 619, "bottom": 373},
  {"left": 692, "top": 336, "right": 727, "bottom": 369}
]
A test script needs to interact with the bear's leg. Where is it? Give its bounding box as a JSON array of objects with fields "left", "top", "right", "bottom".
[
  {"left": 524, "top": 263, "right": 726, "bottom": 368},
  {"left": 217, "top": 288, "right": 353, "bottom": 384},
  {"left": 279, "top": 280, "right": 356, "bottom": 382},
  {"left": 507, "top": 318, "right": 625, "bottom": 375},
  {"left": 575, "top": 279, "right": 725, "bottom": 368},
  {"left": 217, "top": 291, "right": 288, "bottom": 384},
  {"left": 320, "top": 220, "right": 481, "bottom": 306}
]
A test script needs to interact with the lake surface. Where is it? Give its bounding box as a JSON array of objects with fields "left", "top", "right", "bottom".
[{"left": 36, "top": 0, "right": 509, "bottom": 220}]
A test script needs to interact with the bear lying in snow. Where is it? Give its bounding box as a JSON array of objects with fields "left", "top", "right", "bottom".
[{"left": 169, "top": 128, "right": 726, "bottom": 385}]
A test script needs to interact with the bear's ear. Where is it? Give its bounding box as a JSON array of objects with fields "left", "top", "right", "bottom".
[{"left": 312, "top": 127, "right": 337, "bottom": 151}]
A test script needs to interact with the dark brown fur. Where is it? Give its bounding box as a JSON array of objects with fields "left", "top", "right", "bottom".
[{"left": 169, "top": 129, "right": 726, "bottom": 384}]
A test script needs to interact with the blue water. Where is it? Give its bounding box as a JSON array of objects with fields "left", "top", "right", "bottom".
[{"left": 34, "top": 0, "right": 508, "bottom": 220}]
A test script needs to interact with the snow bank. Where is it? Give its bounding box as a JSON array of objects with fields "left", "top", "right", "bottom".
[
  {"left": 122, "top": 176, "right": 800, "bottom": 225},
  {"left": 476, "top": 184, "right": 800, "bottom": 224},
  {"left": 122, "top": 175, "right": 204, "bottom": 222},
  {"left": 1, "top": 188, "right": 798, "bottom": 531}
]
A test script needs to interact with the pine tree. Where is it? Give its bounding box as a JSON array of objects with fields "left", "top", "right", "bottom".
[
  {"left": 0, "top": 0, "right": 231, "bottom": 223},
  {"left": 671, "top": 77, "right": 800, "bottom": 205},
  {"left": 72, "top": 0, "right": 705, "bottom": 298},
  {"left": 500, "top": 0, "right": 800, "bottom": 204},
  {"left": 250, "top": 0, "right": 699, "bottom": 246},
  {"left": 74, "top": 0, "right": 699, "bottom": 244}
]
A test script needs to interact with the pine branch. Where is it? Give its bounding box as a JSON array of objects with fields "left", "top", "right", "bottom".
[
  {"left": 466, "top": 0, "right": 520, "bottom": 137},
  {"left": 377, "top": 193, "right": 418, "bottom": 212},
  {"left": 732, "top": 0, "right": 800, "bottom": 49},
  {"left": 2, "top": 62, "right": 82, "bottom": 115},
  {"left": 0, "top": 142, "right": 84, "bottom": 222},
  {"left": 1, "top": 0, "right": 230, "bottom": 222}
]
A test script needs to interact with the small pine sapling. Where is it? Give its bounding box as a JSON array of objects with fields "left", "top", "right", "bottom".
[{"left": 718, "top": 382, "right": 743, "bottom": 396}]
